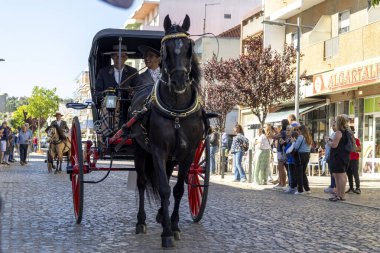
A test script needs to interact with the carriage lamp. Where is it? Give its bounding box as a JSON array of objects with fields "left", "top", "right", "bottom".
[{"left": 105, "top": 94, "right": 117, "bottom": 110}]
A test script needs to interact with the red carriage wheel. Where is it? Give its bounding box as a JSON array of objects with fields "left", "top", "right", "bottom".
[
  {"left": 70, "top": 116, "right": 84, "bottom": 224},
  {"left": 188, "top": 137, "right": 210, "bottom": 222}
]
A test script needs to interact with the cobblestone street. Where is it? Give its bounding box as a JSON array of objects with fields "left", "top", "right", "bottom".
[{"left": 1, "top": 153, "right": 380, "bottom": 252}]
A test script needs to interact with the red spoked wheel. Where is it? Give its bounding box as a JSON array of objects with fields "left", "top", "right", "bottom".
[
  {"left": 70, "top": 116, "right": 84, "bottom": 224},
  {"left": 188, "top": 137, "right": 210, "bottom": 222}
]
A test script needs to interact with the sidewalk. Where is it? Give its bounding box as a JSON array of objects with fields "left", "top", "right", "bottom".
[{"left": 210, "top": 173, "right": 380, "bottom": 209}]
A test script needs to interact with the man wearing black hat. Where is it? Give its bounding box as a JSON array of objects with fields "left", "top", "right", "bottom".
[
  {"left": 95, "top": 44, "right": 140, "bottom": 93},
  {"left": 95, "top": 44, "right": 142, "bottom": 127},
  {"left": 51, "top": 111, "right": 69, "bottom": 135},
  {"left": 137, "top": 45, "right": 161, "bottom": 86}
]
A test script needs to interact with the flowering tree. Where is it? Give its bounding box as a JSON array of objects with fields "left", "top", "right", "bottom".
[
  {"left": 202, "top": 35, "right": 298, "bottom": 128},
  {"left": 203, "top": 55, "right": 238, "bottom": 131},
  {"left": 234, "top": 35, "right": 297, "bottom": 127}
]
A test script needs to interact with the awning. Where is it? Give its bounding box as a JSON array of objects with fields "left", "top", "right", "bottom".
[{"left": 265, "top": 102, "right": 327, "bottom": 123}]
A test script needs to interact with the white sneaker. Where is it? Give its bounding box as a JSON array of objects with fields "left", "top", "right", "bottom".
[
  {"left": 305, "top": 190, "right": 312, "bottom": 194},
  {"left": 294, "top": 191, "right": 305, "bottom": 195},
  {"left": 324, "top": 187, "right": 334, "bottom": 193},
  {"left": 283, "top": 186, "right": 290, "bottom": 192}
]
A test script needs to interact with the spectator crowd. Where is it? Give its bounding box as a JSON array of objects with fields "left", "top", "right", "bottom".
[{"left": 212, "top": 113, "right": 362, "bottom": 201}]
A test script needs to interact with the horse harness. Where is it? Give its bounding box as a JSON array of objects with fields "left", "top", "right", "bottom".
[{"left": 113, "top": 32, "right": 208, "bottom": 152}]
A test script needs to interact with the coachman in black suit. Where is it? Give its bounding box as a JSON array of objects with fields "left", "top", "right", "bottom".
[{"left": 95, "top": 44, "right": 141, "bottom": 126}]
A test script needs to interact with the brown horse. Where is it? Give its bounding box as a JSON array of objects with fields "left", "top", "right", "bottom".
[{"left": 46, "top": 124, "right": 71, "bottom": 173}]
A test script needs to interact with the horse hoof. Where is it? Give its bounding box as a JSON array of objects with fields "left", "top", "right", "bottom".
[
  {"left": 173, "top": 231, "right": 181, "bottom": 241},
  {"left": 161, "top": 237, "right": 175, "bottom": 248},
  {"left": 135, "top": 224, "right": 147, "bottom": 234}
]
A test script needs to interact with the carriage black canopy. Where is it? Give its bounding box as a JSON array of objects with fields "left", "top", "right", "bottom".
[{"left": 88, "top": 28, "right": 164, "bottom": 97}]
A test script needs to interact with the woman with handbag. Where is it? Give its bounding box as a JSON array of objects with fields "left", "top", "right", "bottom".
[
  {"left": 271, "top": 119, "right": 289, "bottom": 189},
  {"left": 293, "top": 125, "right": 312, "bottom": 195},
  {"left": 328, "top": 115, "right": 350, "bottom": 201},
  {"left": 253, "top": 128, "right": 271, "bottom": 185},
  {"left": 230, "top": 125, "right": 247, "bottom": 182}
]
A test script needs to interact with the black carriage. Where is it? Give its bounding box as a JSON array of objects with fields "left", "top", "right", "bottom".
[{"left": 66, "top": 28, "right": 211, "bottom": 227}]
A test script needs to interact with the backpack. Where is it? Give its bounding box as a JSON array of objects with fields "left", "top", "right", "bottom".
[
  {"left": 344, "top": 130, "right": 356, "bottom": 153},
  {"left": 241, "top": 137, "right": 249, "bottom": 152}
]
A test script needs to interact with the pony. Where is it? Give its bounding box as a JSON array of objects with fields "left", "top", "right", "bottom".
[
  {"left": 130, "top": 14, "right": 207, "bottom": 248},
  {"left": 46, "top": 124, "right": 71, "bottom": 173}
]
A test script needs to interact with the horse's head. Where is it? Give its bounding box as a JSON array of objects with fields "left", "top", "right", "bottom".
[
  {"left": 47, "top": 124, "right": 65, "bottom": 141},
  {"left": 161, "top": 15, "right": 198, "bottom": 94},
  {"left": 47, "top": 125, "right": 57, "bottom": 139}
]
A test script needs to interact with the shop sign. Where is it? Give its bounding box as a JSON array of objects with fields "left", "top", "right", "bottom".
[{"left": 310, "top": 58, "right": 380, "bottom": 96}]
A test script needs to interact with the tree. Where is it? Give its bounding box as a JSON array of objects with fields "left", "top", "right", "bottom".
[
  {"left": 203, "top": 35, "right": 297, "bottom": 128},
  {"left": 27, "top": 86, "right": 59, "bottom": 151},
  {"left": 9, "top": 105, "right": 29, "bottom": 130},
  {"left": 203, "top": 55, "right": 238, "bottom": 131},
  {"left": 371, "top": 0, "right": 380, "bottom": 6},
  {"left": 233, "top": 35, "right": 297, "bottom": 127},
  {"left": 6, "top": 96, "right": 27, "bottom": 112}
]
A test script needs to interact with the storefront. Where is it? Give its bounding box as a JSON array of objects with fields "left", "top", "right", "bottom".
[
  {"left": 362, "top": 96, "right": 380, "bottom": 175},
  {"left": 310, "top": 57, "right": 380, "bottom": 176}
]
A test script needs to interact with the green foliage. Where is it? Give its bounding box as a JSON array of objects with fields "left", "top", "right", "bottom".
[
  {"left": 10, "top": 105, "right": 29, "bottom": 130},
  {"left": 371, "top": 0, "right": 380, "bottom": 6},
  {"left": 6, "top": 96, "right": 25, "bottom": 112},
  {"left": 27, "top": 86, "right": 59, "bottom": 120}
]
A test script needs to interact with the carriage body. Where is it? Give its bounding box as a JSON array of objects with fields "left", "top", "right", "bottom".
[
  {"left": 88, "top": 29, "right": 164, "bottom": 159},
  {"left": 67, "top": 28, "right": 211, "bottom": 233}
]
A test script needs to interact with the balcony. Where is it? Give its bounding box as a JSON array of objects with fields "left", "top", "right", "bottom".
[
  {"left": 269, "top": 0, "right": 325, "bottom": 21},
  {"left": 300, "top": 19, "right": 380, "bottom": 77}
]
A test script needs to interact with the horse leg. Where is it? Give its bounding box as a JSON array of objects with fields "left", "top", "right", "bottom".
[
  {"left": 156, "top": 161, "right": 176, "bottom": 224},
  {"left": 58, "top": 159, "right": 62, "bottom": 173},
  {"left": 54, "top": 159, "right": 59, "bottom": 174},
  {"left": 152, "top": 151, "right": 174, "bottom": 248},
  {"left": 135, "top": 146, "right": 148, "bottom": 234},
  {"left": 170, "top": 160, "right": 191, "bottom": 241}
]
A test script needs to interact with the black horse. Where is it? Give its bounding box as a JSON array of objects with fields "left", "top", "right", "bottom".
[{"left": 130, "top": 15, "right": 206, "bottom": 248}]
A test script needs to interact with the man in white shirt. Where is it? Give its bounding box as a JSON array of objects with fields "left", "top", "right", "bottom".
[
  {"left": 50, "top": 112, "right": 69, "bottom": 134},
  {"left": 95, "top": 44, "right": 141, "bottom": 126},
  {"left": 137, "top": 45, "right": 161, "bottom": 86}
]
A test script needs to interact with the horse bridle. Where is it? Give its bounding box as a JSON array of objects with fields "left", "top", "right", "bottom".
[{"left": 160, "top": 32, "right": 193, "bottom": 92}]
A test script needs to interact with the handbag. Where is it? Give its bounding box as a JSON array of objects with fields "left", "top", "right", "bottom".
[{"left": 291, "top": 137, "right": 304, "bottom": 157}]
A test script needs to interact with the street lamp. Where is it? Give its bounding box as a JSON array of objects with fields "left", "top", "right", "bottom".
[
  {"left": 203, "top": 3, "right": 220, "bottom": 34},
  {"left": 262, "top": 18, "right": 314, "bottom": 121}
]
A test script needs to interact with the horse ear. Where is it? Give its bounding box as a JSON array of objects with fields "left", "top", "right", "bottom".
[
  {"left": 181, "top": 15, "right": 190, "bottom": 32},
  {"left": 163, "top": 15, "right": 172, "bottom": 31}
]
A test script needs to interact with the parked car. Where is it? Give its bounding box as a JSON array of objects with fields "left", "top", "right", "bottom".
[{"left": 40, "top": 137, "right": 48, "bottom": 148}]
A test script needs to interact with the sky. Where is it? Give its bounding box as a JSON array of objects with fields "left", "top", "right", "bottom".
[{"left": 0, "top": 0, "right": 141, "bottom": 99}]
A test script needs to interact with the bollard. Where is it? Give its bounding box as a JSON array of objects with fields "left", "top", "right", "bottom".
[{"left": 248, "top": 149, "right": 253, "bottom": 183}]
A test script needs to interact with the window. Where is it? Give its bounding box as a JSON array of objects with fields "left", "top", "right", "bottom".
[
  {"left": 324, "top": 36, "right": 339, "bottom": 60},
  {"left": 224, "top": 14, "right": 231, "bottom": 19},
  {"left": 339, "top": 11, "right": 350, "bottom": 34}
]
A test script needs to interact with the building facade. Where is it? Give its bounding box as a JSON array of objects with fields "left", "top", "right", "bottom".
[
  {"left": 263, "top": 0, "right": 380, "bottom": 176},
  {"left": 125, "top": 0, "right": 261, "bottom": 36},
  {"left": 73, "top": 70, "right": 94, "bottom": 140}
]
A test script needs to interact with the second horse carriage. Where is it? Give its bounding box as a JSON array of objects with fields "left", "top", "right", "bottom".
[{"left": 66, "top": 15, "right": 216, "bottom": 248}]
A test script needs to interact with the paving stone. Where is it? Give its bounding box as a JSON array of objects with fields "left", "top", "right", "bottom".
[{"left": 1, "top": 153, "right": 380, "bottom": 252}]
